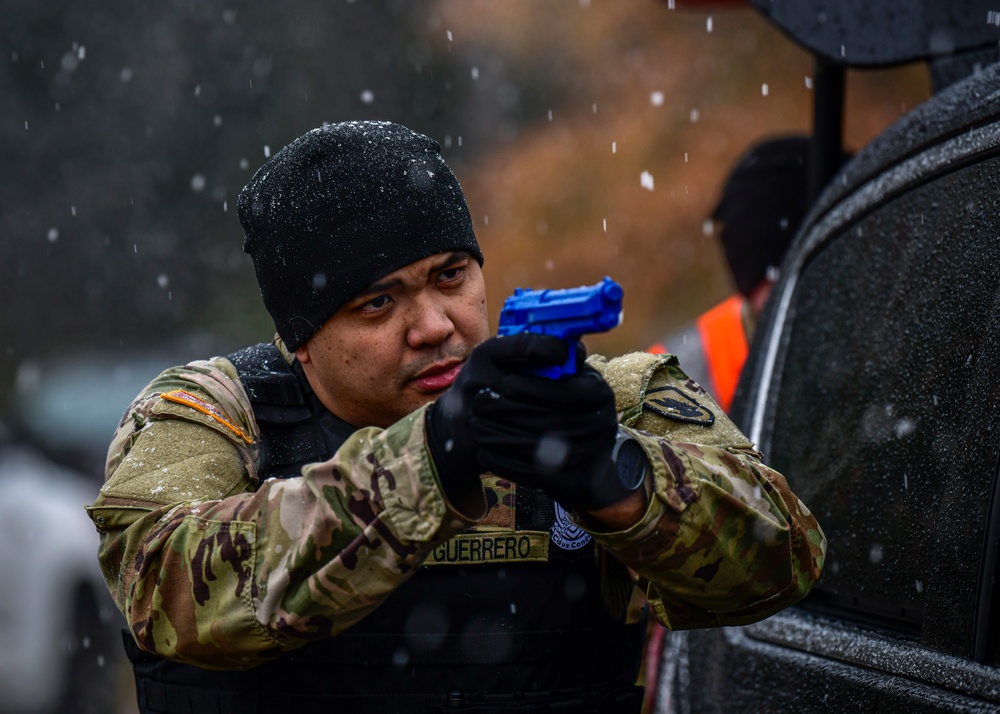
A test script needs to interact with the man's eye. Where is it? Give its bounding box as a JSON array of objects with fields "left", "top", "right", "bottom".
[
  {"left": 439, "top": 267, "right": 464, "bottom": 282},
  {"left": 362, "top": 295, "right": 392, "bottom": 311}
]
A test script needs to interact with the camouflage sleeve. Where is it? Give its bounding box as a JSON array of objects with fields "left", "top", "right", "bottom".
[
  {"left": 587, "top": 352, "right": 826, "bottom": 629},
  {"left": 86, "top": 357, "right": 483, "bottom": 670}
]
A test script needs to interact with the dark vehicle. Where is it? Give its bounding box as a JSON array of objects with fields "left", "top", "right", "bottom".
[{"left": 654, "top": 2, "right": 1000, "bottom": 712}]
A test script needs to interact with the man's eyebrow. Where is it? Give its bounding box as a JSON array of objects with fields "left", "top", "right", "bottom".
[
  {"left": 355, "top": 252, "right": 470, "bottom": 299},
  {"left": 431, "top": 251, "right": 470, "bottom": 271},
  {"left": 355, "top": 276, "right": 401, "bottom": 299}
]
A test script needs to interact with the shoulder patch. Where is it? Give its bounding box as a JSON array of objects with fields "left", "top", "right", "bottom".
[
  {"left": 160, "top": 389, "right": 254, "bottom": 445},
  {"left": 642, "top": 385, "right": 715, "bottom": 426}
]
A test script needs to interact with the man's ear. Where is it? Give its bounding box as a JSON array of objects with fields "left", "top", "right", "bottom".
[{"left": 294, "top": 343, "right": 312, "bottom": 365}]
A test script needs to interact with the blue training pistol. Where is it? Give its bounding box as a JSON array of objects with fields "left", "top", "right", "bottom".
[{"left": 497, "top": 276, "right": 624, "bottom": 378}]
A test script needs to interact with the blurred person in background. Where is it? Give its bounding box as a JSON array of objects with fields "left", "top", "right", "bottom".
[
  {"left": 648, "top": 135, "right": 814, "bottom": 413},
  {"left": 87, "top": 121, "right": 824, "bottom": 713}
]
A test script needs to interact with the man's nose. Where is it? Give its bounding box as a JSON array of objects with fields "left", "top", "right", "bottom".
[{"left": 406, "top": 299, "right": 455, "bottom": 349}]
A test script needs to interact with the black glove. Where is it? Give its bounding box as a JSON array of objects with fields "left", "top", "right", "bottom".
[
  {"left": 426, "top": 333, "right": 567, "bottom": 493},
  {"left": 427, "top": 333, "right": 644, "bottom": 511}
]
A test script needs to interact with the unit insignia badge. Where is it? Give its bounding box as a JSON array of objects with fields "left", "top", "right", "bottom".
[{"left": 642, "top": 385, "right": 715, "bottom": 426}]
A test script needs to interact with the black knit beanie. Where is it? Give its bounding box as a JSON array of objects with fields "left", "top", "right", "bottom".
[
  {"left": 712, "top": 136, "right": 811, "bottom": 297},
  {"left": 238, "top": 121, "right": 483, "bottom": 351}
]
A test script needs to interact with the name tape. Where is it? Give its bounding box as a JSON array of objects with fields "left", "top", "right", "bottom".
[{"left": 425, "top": 531, "right": 550, "bottom": 566}]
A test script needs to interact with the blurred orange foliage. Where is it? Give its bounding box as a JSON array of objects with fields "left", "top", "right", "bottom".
[{"left": 431, "top": 0, "right": 929, "bottom": 357}]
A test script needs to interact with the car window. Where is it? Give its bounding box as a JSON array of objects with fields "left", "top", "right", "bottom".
[{"left": 764, "top": 155, "right": 1000, "bottom": 658}]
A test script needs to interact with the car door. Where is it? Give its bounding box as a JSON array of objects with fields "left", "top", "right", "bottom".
[{"left": 656, "top": 60, "right": 1000, "bottom": 714}]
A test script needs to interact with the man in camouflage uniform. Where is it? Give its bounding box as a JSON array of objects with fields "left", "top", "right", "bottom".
[{"left": 87, "top": 121, "right": 825, "bottom": 714}]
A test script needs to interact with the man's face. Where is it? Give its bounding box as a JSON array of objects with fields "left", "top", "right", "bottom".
[{"left": 294, "top": 251, "right": 489, "bottom": 428}]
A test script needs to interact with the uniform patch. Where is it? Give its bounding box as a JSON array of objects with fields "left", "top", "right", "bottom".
[
  {"left": 550, "top": 502, "right": 592, "bottom": 550},
  {"left": 642, "top": 386, "right": 715, "bottom": 426},
  {"left": 159, "top": 389, "right": 254, "bottom": 444},
  {"left": 425, "top": 531, "right": 549, "bottom": 565},
  {"left": 479, "top": 476, "right": 516, "bottom": 529}
]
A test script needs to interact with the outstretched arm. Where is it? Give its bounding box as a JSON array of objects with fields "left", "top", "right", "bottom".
[
  {"left": 585, "top": 352, "right": 825, "bottom": 629},
  {"left": 88, "top": 357, "right": 483, "bottom": 670}
]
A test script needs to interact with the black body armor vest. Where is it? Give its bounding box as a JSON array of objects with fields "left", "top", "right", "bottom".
[{"left": 125, "top": 343, "right": 644, "bottom": 713}]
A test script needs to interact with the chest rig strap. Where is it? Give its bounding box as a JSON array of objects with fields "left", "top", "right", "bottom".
[{"left": 227, "top": 343, "right": 329, "bottom": 478}]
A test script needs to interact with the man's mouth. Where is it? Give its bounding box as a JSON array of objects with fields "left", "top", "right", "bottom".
[{"left": 411, "top": 361, "right": 463, "bottom": 392}]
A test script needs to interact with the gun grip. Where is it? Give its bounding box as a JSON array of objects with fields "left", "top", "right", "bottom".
[{"left": 531, "top": 339, "right": 579, "bottom": 379}]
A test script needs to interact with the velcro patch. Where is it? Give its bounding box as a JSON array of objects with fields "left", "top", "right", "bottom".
[
  {"left": 425, "top": 531, "right": 550, "bottom": 565},
  {"left": 642, "top": 385, "right": 715, "bottom": 426},
  {"left": 159, "top": 389, "right": 254, "bottom": 445},
  {"left": 479, "top": 476, "right": 516, "bottom": 529}
]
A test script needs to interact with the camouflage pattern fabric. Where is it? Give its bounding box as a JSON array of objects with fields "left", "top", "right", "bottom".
[
  {"left": 590, "top": 351, "right": 825, "bottom": 628},
  {"left": 87, "top": 342, "right": 825, "bottom": 670}
]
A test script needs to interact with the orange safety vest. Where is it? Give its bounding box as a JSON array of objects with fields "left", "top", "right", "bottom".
[{"left": 648, "top": 294, "right": 749, "bottom": 412}]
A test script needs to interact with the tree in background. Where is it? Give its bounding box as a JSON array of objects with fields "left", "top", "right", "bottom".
[{"left": 0, "top": 0, "right": 929, "bottom": 406}]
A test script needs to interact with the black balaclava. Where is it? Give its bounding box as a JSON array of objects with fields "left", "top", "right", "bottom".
[{"left": 238, "top": 121, "right": 483, "bottom": 351}]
